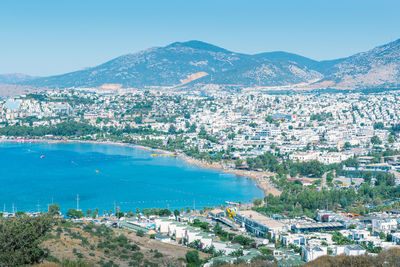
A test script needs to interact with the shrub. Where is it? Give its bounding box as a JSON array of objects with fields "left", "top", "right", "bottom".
[{"left": 136, "top": 230, "right": 145, "bottom": 237}]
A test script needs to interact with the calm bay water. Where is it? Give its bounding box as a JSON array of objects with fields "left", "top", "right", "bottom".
[{"left": 0, "top": 142, "right": 263, "bottom": 213}]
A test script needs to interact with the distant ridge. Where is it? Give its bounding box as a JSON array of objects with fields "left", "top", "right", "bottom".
[
  {"left": 18, "top": 38, "right": 400, "bottom": 90},
  {"left": 0, "top": 73, "right": 37, "bottom": 84},
  {"left": 167, "top": 40, "right": 231, "bottom": 53}
]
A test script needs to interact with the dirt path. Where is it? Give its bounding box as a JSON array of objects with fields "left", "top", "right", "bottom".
[{"left": 321, "top": 172, "right": 327, "bottom": 188}]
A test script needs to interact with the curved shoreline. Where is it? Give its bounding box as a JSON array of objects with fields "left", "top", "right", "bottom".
[{"left": 0, "top": 138, "right": 281, "bottom": 197}]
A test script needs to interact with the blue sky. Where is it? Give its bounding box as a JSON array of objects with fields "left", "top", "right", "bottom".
[{"left": 1, "top": 0, "right": 400, "bottom": 76}]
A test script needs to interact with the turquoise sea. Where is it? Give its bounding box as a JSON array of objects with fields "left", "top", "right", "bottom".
[{"left": 0, "top": 142, "right": 263, "bottom": 214}]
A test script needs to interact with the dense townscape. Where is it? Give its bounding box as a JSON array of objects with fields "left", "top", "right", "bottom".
[
  {"left": 2, "top": 88, "right": 400, "bottom": 161},
  {"left": 1, "top": 87, "right": 400, "bottom": 266},
  {"left": 2, "top": 1, "right": 400, "bottom": 266}
]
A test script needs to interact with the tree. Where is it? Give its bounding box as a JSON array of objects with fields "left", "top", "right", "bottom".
[
  {"left": 234, "top": 159, "right": 243, "bottom": 168},
  {"left": 213, "top": 223, "right": 223, "bottom": 235},
  {"left": 92, "top": 208, "right": 99, "bottom": 219},
  {"left": 142, "top": 208, "right": 150, "bottom": 217},
  {"left": 48, "top": 203, "right": 60, "bottom": 216},
  {"left": 158, "top": 209, "right": 171, "bottom": 216},
  {"left": 66, "top": 209, "right": 85, "bottom": 219},
  {"left": 136, "top": 207, "right": 141, "bottom": 218},
  {"left": 290, "top": 160, "right": 325, "bottom": 177},
  {"left": 344, "top": 142, "right": 352, "bottom": 149},
  {"left": 253, "top": 198, "right": 262, "bottom": 206},
  {"left": 116, "top": 211, "right": 125, "bottom": 219},
  {"left": 230, "top": 248, "right": 244, "bottom": 257},
  {"left": 185, "top": 250, "right": 201, "bottom": 267},
  {"left": 86, "top": 209, "right": 92, "bottom": 218},
  {"left": 363, "top": 172, "right": 372, "bottom": 184},
  {"left": 136, "top": 229, "right": 145, "bottom": 237},
  {"left": 232, "top": 235, "right": 255, "bottom": 247},
  {"left": 265, "top": 115, "right": 274, "bottom": 123},
  {"left": 373, "top": 122, "right": 385, "bottom": 130},
  {"left": 371, "top": 135, "right": 382, "bottom": 145},
  {"left": 332, "top": 231, "right": 354, "bottom": 245},
  {"left": 0, "top": 214, "right": 55, "bottom": 266},
  {"left": 386, "top": 233, "right": 393, "bottom": 242},
  {"left": 126, "top": 211, "right": 135, "bottom": 218},
  {"left": 168, "top": 124, "right": 177, "bottom": 134},
  {"left": 173, "top": 209, "right": 180, "bottom": 220},
  {"left": 326, "top": 172, "right": 334, "bottom": 183},
  {"left": 199, "top": 126, "right": 207, "bottom": 136},
  {"left": 133, "top": 115, "right": 143, "bottom": 124},
  {"left": 379, "top": 231, "right": 386, "bottom": 240}
]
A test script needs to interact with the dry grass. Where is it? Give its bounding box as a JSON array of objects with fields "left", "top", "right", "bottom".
[
  {"left": 33, "top": 263, "right": 60, "bottom": 267},
  {"left": 41, "top": 222, "right": 207, "bottom": 266}
]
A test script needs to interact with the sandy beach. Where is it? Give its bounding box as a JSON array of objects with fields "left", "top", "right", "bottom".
[{"left": 178, "top": 154, "right": 281, "bottom": 197}]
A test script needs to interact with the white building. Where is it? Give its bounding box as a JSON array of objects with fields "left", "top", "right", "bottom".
[
  {"left": 289, "top": 152, "right": 318, "bottom": 162},
  {"left": 344, "top": 245, "right": 366, "bottom": 256},
  {"left": 302, "top": 245, "right": 327, "bottom": 262},
  {"left": 372, "top": 219, "right": 398, "bottom": 234}
]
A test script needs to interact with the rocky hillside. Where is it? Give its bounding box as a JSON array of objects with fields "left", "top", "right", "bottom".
[
  {"left": 316, "top": 39, "right": 400, "bottom": 89},
  {"left": 19, "top": 39, "right": 400, "bottom": 90},
  {"left": 0, "top": 73, "right": 36, "bottom": 84},
  {"left": 21, "top": 41, "right": 327, "bottom": 89}
]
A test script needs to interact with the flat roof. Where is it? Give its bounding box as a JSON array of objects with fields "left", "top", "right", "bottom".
[
  {"left": 294, "top": 222, "right": 344, "bottom": 229},
  {"left": 236, "top": 210, "right": 284, "bottom": 229},
  {"left": 346, "top": 245, "right": 365, "bottom": 251},
  {"left": 210, "top": 208, "right": 225, "bottom": 214}
]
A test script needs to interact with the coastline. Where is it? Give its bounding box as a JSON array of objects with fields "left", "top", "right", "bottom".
[
  {"left": 0, "top": 137, "right": 281, "bottom": 197},
  {"left": 178, "top": 153, "right": 281, "bottom": 197}
]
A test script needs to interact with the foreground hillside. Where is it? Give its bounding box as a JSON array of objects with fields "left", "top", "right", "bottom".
[
  {"left": 0, "top": 213, "right": 206, "bottom": 267},
  {"left": 304, "top": 248, "right": 400, "bottom": 267},
  {"left": 40, "top": 221, "right": 206, "bottom": 266},
  {"left": 3, "top": 211, "right": 400, "bottom": 267}
]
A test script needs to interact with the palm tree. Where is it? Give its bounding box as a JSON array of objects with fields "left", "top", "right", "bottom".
[{"left": 86, "top": 209, "right": 92, "bottom": 218}]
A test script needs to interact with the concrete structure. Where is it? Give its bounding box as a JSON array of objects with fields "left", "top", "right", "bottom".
[
  {"left": 302, "top": 245, "right": 327, "bottom": 262},
  {"left": 292, "top": 222, "right": 345, "bottom": 233},
  {"left": 234, "top": 210, "right": 285, "bottom": 237},
  {"left": 344, "top": 245, "right": 366, "bottom": 256},
  {"left": 372, "top": 219, "right": 398, "bottom": 234},
  {"left": 282, "top": 233, "right": 306, "bottom": 246}
]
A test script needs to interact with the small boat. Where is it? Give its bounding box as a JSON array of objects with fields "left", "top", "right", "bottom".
[
  {"left": 40, "top": 155, "right": 45, "bottom": 159},
  {"left": 95, "top": 170, "right": 99, "bottom": 173}
]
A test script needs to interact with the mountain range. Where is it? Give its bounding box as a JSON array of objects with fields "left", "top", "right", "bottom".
[
  {"left": 6, "top": 39, "right": 400, "bottom": 90},
  {"left": 0, "top": 73, "right": 36, "bottom": 84}
]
